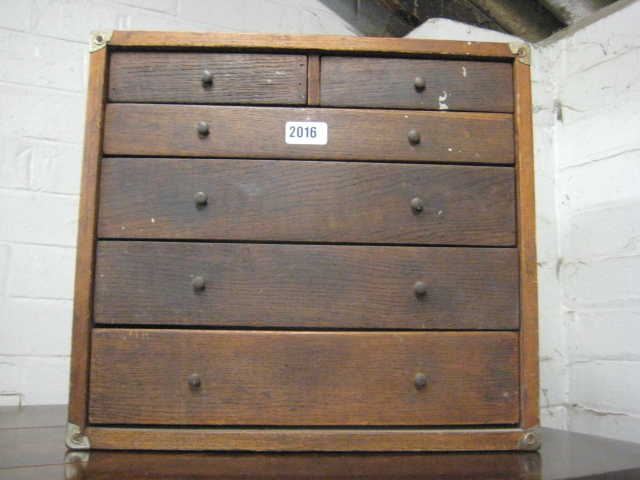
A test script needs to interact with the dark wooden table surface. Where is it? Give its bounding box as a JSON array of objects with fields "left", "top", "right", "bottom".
[{"left": 1, "top": 405, "right": 640, "bottom": 479}]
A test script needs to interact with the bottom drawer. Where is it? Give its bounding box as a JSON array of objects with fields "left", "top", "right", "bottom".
[{"left": 89, "top": 330, "right": 519, "bottom": 426}]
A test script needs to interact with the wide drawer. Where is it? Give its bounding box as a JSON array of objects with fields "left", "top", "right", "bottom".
[
  {"left": 103, "top": 104, "right": 514, "bottom": 164},
  {"left": 88, "top": 330, "right": 520, "bottom": 426},
  {"left": 108, "top": 52, "right": 308, "bottom": 105},
  {"left": 93, "top": 242, "right": 519, "bottom": 330},
  {"left": 321, "top": 57, "right": 514, "bottom": 112},
  {"left": 98, "top": 158, "right": 515, "bottom": 245}
]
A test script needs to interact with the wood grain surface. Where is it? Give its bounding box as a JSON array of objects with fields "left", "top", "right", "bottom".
[
  {"left": 71, "top": 449, "right": 539, "bottom": 479},
  {"left": 68, "top": 46, "right": 108, "bottom": 428},
  {"left": 84, "top": 426, "right": 533, "bottom": 452},
  {"left": 307, "top": 54, "right": 320, "bottom": 106},
  {"left": 514, "top": 58, "right": 540, "bottom": 430},
  {"left": 97, "top": 158, "right": 515, "bottom": 245},
  {"left": 108, "top": 31, "right": 516, "bottom": 59},
  {"left": 88, "top": 330, "right": 519, "bottom": 426},
  {"left": 109, "top": 52, "right": 307, "bottom": 105},
  {"left": 103, "top": 104, "right": 515, "bottom": 164},
  {"left": 93, "top": 242, "right": 519, "bottom": 329},
  {"left": 321, "top": 57, "right": 513, "bottom": 112}
]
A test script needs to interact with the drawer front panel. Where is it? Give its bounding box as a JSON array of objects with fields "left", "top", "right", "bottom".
[
  {"left": 108, "top": 52, "right": 308, "bottom": 105},
  {"left": 103, "top": 104, "right": 515, "bottom": 164},
  {"left": 321, "top": 57, "right": 514, "bottom": 112},
  {"left": 89, "top": 330, "right": 520, "bottom": 426},
  {"left": 98, "top": 158, "right": 516, "bottom": 246},
  {"left": 94, "top": 242, "right": 519, "bottom": 330}
]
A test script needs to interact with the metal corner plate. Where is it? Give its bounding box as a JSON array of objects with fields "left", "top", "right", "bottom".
[
  {"left": 509, "top": 42, "right": 531, "bottom": 66},
  {"left": 66, "top": 422, "right": 91, "bottom": 450},
  {"left": 90, "top": 30, "right": 113, "bottom": 53},
  {"left": 518, "top": 426, "right": 541, "bottom": 450}
]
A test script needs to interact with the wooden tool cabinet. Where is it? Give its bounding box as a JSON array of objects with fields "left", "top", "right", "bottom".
[{"left": 67, "top": 31, "right": 539, "bottom": 451}]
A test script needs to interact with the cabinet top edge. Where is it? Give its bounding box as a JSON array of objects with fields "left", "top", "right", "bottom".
[{"left": 93, "top": 31, "right": 520, "bottom": 59}]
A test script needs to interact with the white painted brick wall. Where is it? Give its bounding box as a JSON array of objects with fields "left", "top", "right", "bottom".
[
  {"left": 569, "top": 202, "right": 640, "bottom": 262},
  {"left": 0, "top": 190, "right": 79, "bottom": 247},
  {"left": 0, "top": 0, "right": 356, "bottom": 407},
  {"left": 549, "top": 0, "right": 640, "bottom": 443},
  {"left": 568, "top": 309, "right": 640, "bottom": 360},
  {"left": 530, "top": 43, "right": 570, "bottom": 430}
]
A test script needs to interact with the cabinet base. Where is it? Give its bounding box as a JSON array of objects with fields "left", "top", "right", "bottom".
[{"left": 74, "top": 426, "right": 541, "bottom": 452}]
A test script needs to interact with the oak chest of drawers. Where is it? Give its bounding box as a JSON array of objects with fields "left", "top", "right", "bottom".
[{"left": 67, "top": 31, "right": 539, "bottom": 451}]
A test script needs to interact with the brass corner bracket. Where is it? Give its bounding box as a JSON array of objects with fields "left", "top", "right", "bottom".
[
  {"left": 519, "top": 427, "right": 541, "bottom": 450},
  {"left": 509, "top": 43, "right": 531, "bottom": 66},
  {"left": 90, "top": 30, "right": 113, "bottom": 52},
  {"left": 66, "top": 422, "right": 91, "bottom": 450}
]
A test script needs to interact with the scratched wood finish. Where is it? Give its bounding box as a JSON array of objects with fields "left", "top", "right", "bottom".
[
  {"left": 89, "top": 330, "right": 519, "bottom": 426},
  {"left": 103, "top": 104, "right": 515, "bottom": 164},
  {"left": 84, "top": 426, "right": 532, "bottom": 452},
  {"left": 93, "top": 242, "right": 518, "bottom": 329},
  {"left": 514, "top": 58, "right": 540, "bottom": 430},
  {"left": 307, "top": 54, "right": 320, "bottom": 105},
  {"left": 67, "top": 47, "right": 108, "bottom": 428},
  {"left": 109, "top": 52, "right": 307, "bottom": 105},
  {"left": 72, "top": 450, "right": 539, "bottom": 479},
  {"left": 108, "top": 31, "right": 516, "bottom": 58},
  {"left": 98, "top": 158, "right": 516, "bottom": 245},
  {"left": 321, "top": 57, "right": 513, "bottom": 112}
]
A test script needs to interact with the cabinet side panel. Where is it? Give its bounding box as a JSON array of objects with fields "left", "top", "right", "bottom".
[
  {"left": 68, "top": 47, "right": 108, "bottom": 427},
  {"left": 514, "top": 58, "right": 539, "bottom": 430}
]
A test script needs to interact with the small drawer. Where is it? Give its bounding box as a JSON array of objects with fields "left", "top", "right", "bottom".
[
  {"left": 98, "top": 158, "right": 515, "bottom": 245},
  {"left": 88, "top": 329, "right": 520, "bottom": 426},
  {"left": 321, "top": 57, "right": 514, "bottom": 112},
  {"left": 93, "top": 242, "right": 519, "bottom": 330},
  {"left": 108, "top": 52, "right": 308, "bottom": 105},
  {"left": 103, "top": 104, "right": 515, "bottom": 164}
]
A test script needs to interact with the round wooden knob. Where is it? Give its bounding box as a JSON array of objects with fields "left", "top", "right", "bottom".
[
  {"left": 413, "top": 76, "right": 426, "bottom": 91},
  {"left": 194, "top": 191, "right": 208, "bottom": 206},
  {"left": 414, "top": 281, "right": 427, "bottom": 296},
  {"left": 197, "top": 121, "right": 209, "bottom": 135},
  {"left": 201, "top": 70, "right": 213, "bottom": 84},
  {"left": 192, "top": 276, "right": 206, "bottom": 291},
  {"left": 414, "top": 373, "right": 428, "bottom": 389},
  {"left": 188, "top": 373, "right": 201, "bottom": 388},
  {"left": 408, "top": 130, "right": 420, "bottom": 143},
  {"left": 410, "top": 197, "right": 424, "bottom": 211}
]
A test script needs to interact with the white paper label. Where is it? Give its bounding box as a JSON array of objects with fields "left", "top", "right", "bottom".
[{"left": 285, "top": 121, "right": 328, "bottom": 145}]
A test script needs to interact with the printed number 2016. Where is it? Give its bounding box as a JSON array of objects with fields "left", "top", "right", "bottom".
[{"left": 289, "top": 126, "right": 317, "bottom": 138}]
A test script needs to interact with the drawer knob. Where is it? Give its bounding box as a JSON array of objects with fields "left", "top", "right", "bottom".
[
  {"left": 414, "top": 281, "right": 428, "bottom": 296},
  {"left": 414, "top": 76, "right": 426, "bottom": 91},
  {"left": 197, "top": 121, "right": 209, "bottom": 135},
  {"left": 408, "top": 130, "right": 421, "bottom": 144},
  {"left": 414, "top": 373, "right": 428, "bottom": 389},
  {"left": 410, "top": 197, "right": 424, "bottom": 212},
  {"left": 201, "top": 70, "right": 213, "bottom": 84},
  {"left": 194, "top": 191, "right": 208, "bottom": 206},
  {"left": 187, "top": 373, "right": 201, "bottom": 388},
  {"left": 192, "top": 276, "right": 206, "bottom": 291}
]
